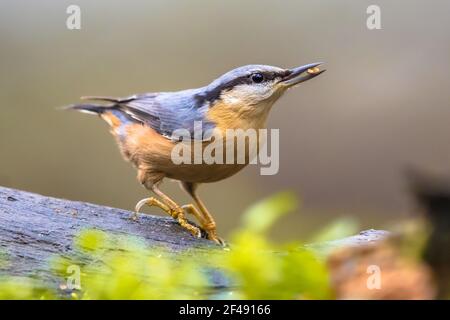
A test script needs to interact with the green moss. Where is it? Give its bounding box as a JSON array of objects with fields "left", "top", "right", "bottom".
[{"left": 0, "top": 191, "right": 334, "bottom": 300}]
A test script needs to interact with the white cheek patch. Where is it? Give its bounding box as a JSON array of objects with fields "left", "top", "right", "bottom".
[
  {"left": 222, "top": 84, "right": 274, "bottom": 106},
  {"left": 222, "top": 94, "right": 241, "bottom": 105}
]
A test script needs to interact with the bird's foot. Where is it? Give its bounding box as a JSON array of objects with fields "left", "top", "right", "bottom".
[
  {"left": 174, "top": 208, "right": 202, "bottom": 238},
  {"left": 182, "top": 204, "right": 226, "bottom": 246},
  {"left": 207, "top": 233, "right": 227, "bottom": 247},
  {"left": 203, "top": 225, "right": 226, "bottom": 247},
  {"left": 133, "top": 198, "right": 215, "bottom": 242},
  {"left": 133, "top": 197, "right": 173, "bottom": 220}
]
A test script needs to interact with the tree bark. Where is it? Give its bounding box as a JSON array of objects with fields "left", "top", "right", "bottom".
[{"left": 0, "top": 186, "right": 390, "bottom": 292}]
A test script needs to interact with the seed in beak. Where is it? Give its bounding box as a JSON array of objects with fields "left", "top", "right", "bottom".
[{"left": 307, "top": 67, "right": 321, "bottom": 74}]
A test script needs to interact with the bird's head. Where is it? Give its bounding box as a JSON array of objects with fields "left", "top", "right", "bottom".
[
  {"left": 204, "top": 63, "right": 324, "bottom": 105},
  {"left": 202, "top": 63, "right": 325, "bottom": 127}
]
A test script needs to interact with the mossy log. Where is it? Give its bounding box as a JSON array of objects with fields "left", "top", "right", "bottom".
[{"left": 0, "top": 186, "right": 391, "bottom": 294}]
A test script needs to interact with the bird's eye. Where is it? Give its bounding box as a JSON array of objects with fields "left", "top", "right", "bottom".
[{"left": 251, "top": 73, "right": 264, "bottom": 83}]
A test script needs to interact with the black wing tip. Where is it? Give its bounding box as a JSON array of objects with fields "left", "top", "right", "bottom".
[
  {"left": 62, "top": 103, "right": 110, "bottom": 114},
  {"left": 81, "top": 95, "right": 137, "bottom": 104}
]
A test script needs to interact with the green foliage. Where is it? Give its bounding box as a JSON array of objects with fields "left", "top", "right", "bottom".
[
  {"left": 0, "top": 277, "right": 54, "bottom": 300},
  {"left": 75, "top": 229, "right": 108, "bottom": 252},
  {"left": 219, "top": 231, "right": 331, "bottom": 299},
  {"left": 220, "top": 192, "right": 331, "bottom": 299},
  {"left": 0, "top": 191, "right": 333, "bottom": 300},
  {"left": 51, "top": 230, "right": 209, "bottom": 299},
  {"left": 311, "top": 217, "right": 359, "bottom": 243},
  {"left": 241, "top": 191, "right": 298, "bottom": 233}
]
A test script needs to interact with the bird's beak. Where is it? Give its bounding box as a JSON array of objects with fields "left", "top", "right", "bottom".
[{"left": 280, "top": 62, "right": 326, "bottom": 87}]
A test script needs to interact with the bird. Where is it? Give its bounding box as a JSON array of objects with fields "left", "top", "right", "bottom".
[{"left": 68, "top": 62, "right": 325, "bottom": 245}]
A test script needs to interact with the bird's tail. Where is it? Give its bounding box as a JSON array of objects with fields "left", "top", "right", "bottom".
[
  {"left": 66, "top": 103, "right": 113, "bottom": 115},
  {"left": 66, "top": 103, "right": 129, "bottom": 132}
]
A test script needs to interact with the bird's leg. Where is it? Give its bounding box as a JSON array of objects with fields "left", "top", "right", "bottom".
[
  {"left": 181, "top": 204, "right": 206, "bottom": 226},
  {"left": 151, "top": 183, "right": 202, "bottom": 238},
  {"left": 191, "top": 194, "right": 224, "bottom": 245},
  {"left": 180, "top": 182, "right": 225, "bottom": 246},
  {"left": 134, "top": 172, "right": 176, "bottom": 220}
]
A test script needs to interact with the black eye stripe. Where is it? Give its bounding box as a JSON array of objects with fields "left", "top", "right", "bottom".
[{"left": 198, "top": 70, "right": 291, "bottom": 104}]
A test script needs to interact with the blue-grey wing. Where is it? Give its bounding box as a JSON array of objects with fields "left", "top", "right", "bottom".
[
  {"left": 123, "top": 90, "right": 214, "bottom": 139},
  {"left": 81, "top": 90, "right": 214, "bottom": 140}
]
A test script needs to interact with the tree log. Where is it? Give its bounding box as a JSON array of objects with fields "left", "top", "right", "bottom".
[{"left": 0, "top": 186, "right": 390, "bottom": 293}]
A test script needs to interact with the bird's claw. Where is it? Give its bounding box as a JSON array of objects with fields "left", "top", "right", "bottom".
[
  {"left": 193, "top": 227, "right": 202, "bottom": 238},
  {"left": 133, "top": 197, "right": 173, "bottom": 220},
  {"left": 134, "top": 197, "right": 150, "bottom": 213},
  {"left": 205, "top": 231, "right": 226, "bottom": 247}
]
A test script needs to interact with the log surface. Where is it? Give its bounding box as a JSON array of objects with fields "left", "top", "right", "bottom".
[
  {"left": 0, "top": 186, "right": 390, "bottom": 291},
  {"left": 0, "top": 186, "right": 220, "bottom": 286}
]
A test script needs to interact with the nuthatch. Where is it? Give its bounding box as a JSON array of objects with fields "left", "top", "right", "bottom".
[{"left": 68, "top": 62, "right": 325, "bottom": 245}]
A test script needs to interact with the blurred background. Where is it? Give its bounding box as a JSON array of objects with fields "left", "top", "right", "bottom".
[{"left": 0, "top": 0, "right": 449, "bottom": 240}]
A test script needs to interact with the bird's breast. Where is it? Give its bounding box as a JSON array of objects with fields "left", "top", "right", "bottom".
[
  {"left": 206, "top": 100, "right": 271, "bottom": 132},
  {"left": 119, "top": 120, "right": 263, "bottom": 183}
]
